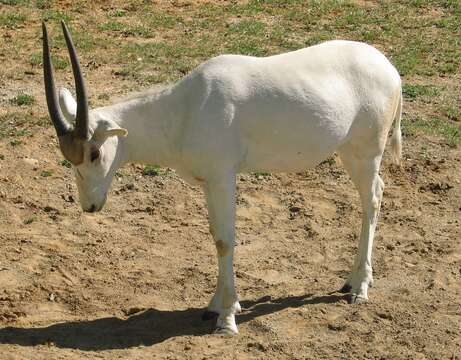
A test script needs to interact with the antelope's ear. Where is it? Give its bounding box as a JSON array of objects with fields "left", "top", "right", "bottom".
[
  {"left": 93, "top": 119, "right": 128, "bottom": 141},
  {"left": 59, "top": 87, "right": 77, "bottom": 122},
  {"left": 103, "top": 128, "right": 128, "bottom": 137}
]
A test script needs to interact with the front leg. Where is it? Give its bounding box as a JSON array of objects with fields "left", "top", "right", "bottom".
[{"left": 203, "top": 173, "right": 240, "bottom": 335}]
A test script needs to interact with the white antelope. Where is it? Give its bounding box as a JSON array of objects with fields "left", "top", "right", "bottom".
[{"left": 43, "top": 21, "right": 402, "bottom": 335}]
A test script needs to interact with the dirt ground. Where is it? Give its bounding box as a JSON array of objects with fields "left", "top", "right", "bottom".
[
  {"left": 0, "top": 115, "right": 459, "bottom": 359},
  {"left": 0, "top": 2, "right": 460, "bottom": 360}
]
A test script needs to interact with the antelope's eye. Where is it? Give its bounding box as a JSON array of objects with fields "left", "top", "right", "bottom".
[{"left": 90, "top": 149, "right": 100, "bottom": 162}]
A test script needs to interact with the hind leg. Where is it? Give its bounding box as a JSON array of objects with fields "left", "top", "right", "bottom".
[{"left": 338, "top": 147, "right": 385, "bottom": 303}]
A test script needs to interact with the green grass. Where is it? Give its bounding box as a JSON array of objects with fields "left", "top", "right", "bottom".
[
  {"left": 10, "top": 93, "right": 35, "bottom": 106},
  {"left": 443, "top": 105, "right": 460, "bottom": 122},
  {"left": 0, "top": 1, "right": 460, "bottom": 148},
  {"left": 51, "top": 55, "right": 69, "bottom": 70},
  {"left": 10, "top": 139, "right": 22, "bottom": 146},
  {"left": 142, "top": 165, "right": 165, "bottom": 176},
  {"left": 404, "top": 116, "right": 461, "bottom": 147},
  {"left": 98, "top": 21, "right": 153, "bottom": 38},
  {"left": 14, "top": 129, "right": 31, "bottom": 137},
  {"left": 108, "top": 9, "right": 127, "bottom": 18},
  {"left": 0, "top": 0, "right": 29, "bottom": 4},
  {"left": 40, "top": 170, "right": 53, "bottom": 177},
  {"left": 23, "top": 217, "right": 35, "bottom": 224},
  {"left": 0, "top": 112, "right": 33, "bottom": 139},
  {"left": 253, "top": 172, "right": 271, "bottom": 178},
  {"left": 0, "top": 12, "right": 27, "bottom": 28},
  {"left": 402, "top": 84, "right": 441, "bottom": 101},
  {"left": 35, "top": 0, "right": 51, "bottom": 9},
  {"left": 59, "top": 159, "right": 72, "bottom": 168},
  {"left": 41, "top": 10, "right": 72, "bottom": 22},
  {"left": 141, "top": 10, "right": 178, "bottom": 28},
  {"left": 30, "top": 52, "right": 69, "bottom": 69}
]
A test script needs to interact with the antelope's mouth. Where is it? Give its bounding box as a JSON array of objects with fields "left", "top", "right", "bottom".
[{"left": 82, "top": 194, "right": 107, "bottom": 213}]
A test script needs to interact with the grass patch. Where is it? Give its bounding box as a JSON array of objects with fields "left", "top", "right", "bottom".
[
  {"left": 40, "top": 170, "right": 53, "bottom": 177},
  {"left": 443, "top": 105, "right": 460, "bottom": 122},
  {"left": 0, "top": 112, "right": 33, "bottom": 139},
  {"left": 0, "top": 12, "right": 27, "bottom": 28},
  {"left": 29, "top": 52, "right": 41, "bottom": 66},
  {"left": 1, "top": 0, "right": 29, "bottom": 4},
  {"left": 108, "top": 9, "right": 127, "bottom": 17},
  {"left": 142, "top": 165, "right": 165, "bottom": 176},
  {"left": 98, "top": 21, "right": 153, "bottom": 38},
  {"left": 226, "top": 39, "right": 268, "bottom": 56},
  {"left": 98, "top": 93, "right": 110, "bottom": 101},
  {"left": 10, "top": 93, "right": 35, "bottom": 106},
  {"left": 41, "top": 10, "right": 72, "bottom": 22},
  {"left": 35, "top": 0, "right": 51, "bottom": 9},
  {"left": 142, "top": 10, "right": 178, "bottom": 28},
  {"left": 10, "top": 139, "right": 22, "bottom": 146},
  {"left": 59, "top": 159, "right": 72, "bottom": 168},
  {"left": 0, "top": 1, "right": 460, "bottom": 149},
  {"left": 13, "top": 129, "right": 31, "bottom": 137},
  {"left": 23, "top": 217, "right": 35, "bottom": 225},
  {"left": 31, "top": 51, "right": 69, "bottom": 69},
  {"left": 228, "top": 20, "right": 266, "bottom": 37},
  {"left": 404, "top": 116, "right": 460, "bottom": 147},
  {"left": 253, "top": 172, "right": 271, "bottom": 179},
  {"left": 402, "top": 84, "right": 440, "bottom": 101},
  {"left": 51, "top": 55, "right": 69, "bottom": 70}
]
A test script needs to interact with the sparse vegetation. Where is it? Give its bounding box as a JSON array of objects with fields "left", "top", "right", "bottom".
[
  {"left": 443, "top": 105, "right": 460, "bottom": 122},
  {"left": 1, "top": 1, "right": 459, "bottom": 145},
  {"left": 59, "top": 159, "right": 72, "bottom": 168},
  {"left": 143, "top": 165, "right": 165, "bottom": 176},
  {"left": 402, "top": 84, "right": 440, "bottom": 101},
  {"left": 40, "top": 170, "right": 53, "bottom": 177},
  {"left": 0, "top": 11, "right": 26, "bottom": 28},
  {"left": 404, "top": 115, "right": 460, "bottom": 147},
  {"left": 23, "top": 216, "right": 35, "bottom": 224},
  {"left": 10, "top": 93, "right": 35, "bottom": 106},
  {"left": 10, "top": 139, "right": 22, "bottom": 146}
]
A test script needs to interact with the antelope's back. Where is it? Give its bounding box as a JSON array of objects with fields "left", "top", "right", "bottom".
[{"left": 178, "top": 41, "right": 401, "bottom": 173}]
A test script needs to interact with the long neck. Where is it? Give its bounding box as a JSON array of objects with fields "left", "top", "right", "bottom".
[{"left": 98, "top": 86, "right": 184, "bottom": 168}]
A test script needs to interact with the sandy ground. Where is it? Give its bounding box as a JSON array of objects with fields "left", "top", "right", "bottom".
[{"left": 0, "top": 116, "right": 459, "bottom": 359}]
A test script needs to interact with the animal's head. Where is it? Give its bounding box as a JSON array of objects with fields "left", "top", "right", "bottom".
[{"left": 42, "top": 22, "right": 128, "bottom": 212}]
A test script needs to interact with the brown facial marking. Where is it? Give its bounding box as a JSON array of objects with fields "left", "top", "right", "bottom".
[
  {"left": 194, "top": 177, "right": 205, "bottom": 183},
  {"left": 58, "top": 133, "right": 84, "bottom": 165},
  {"left": 89, "top": 146, "right": 100, "bottom": 162},
  {"left": 215, "top": 240, "right": 229, "bottom": 257}
]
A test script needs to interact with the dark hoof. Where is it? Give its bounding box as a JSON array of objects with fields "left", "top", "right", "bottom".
[
  {"left": 339, "top": 283, "right": 352, "bottom": 293},
  {"left": 202, "top": 310, "right": 219, "bottom": 321},
  {"left": 348, "top": 294, "right": 367, "bottom": 304}
]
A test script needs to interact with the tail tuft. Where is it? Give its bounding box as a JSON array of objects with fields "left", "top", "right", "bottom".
[{"left": 390, "top": 90, "right": 402, "bottom": 165}]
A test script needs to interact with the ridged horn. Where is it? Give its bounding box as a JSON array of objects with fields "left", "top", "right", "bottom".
[
  {"left": 61, "top": 21, "right": 89, "bottom": 140},
  {"left": 42, "top": 22, "right": 71, "bottom": 137},
  {"left": 42, "top": 22, "right": 85, "bottom": 165}
]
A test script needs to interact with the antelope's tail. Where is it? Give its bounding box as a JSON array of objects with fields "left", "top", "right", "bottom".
[{"left": 390, "top": 89, "right": 402, "bottom": 165}]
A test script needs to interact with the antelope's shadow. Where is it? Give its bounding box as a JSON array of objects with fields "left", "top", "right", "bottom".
[{"left": 0, "top": 293, "right": 347, "bottom": 351}]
